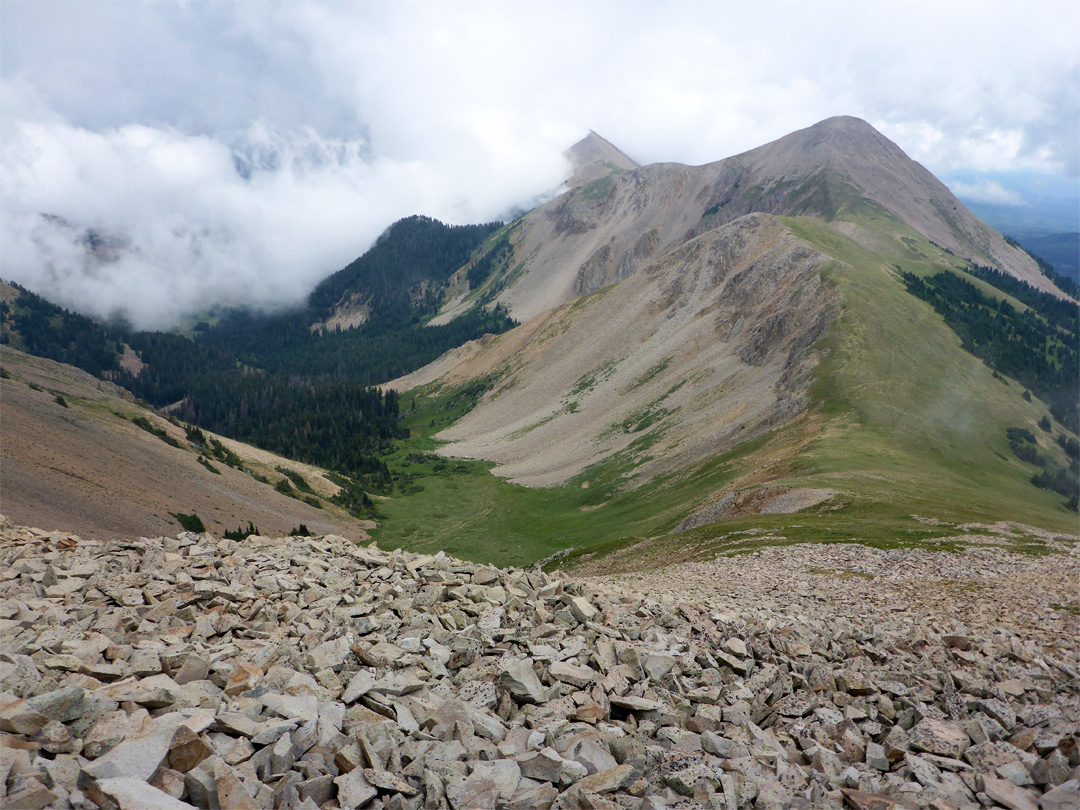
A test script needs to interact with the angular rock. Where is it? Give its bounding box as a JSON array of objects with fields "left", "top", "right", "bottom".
[
  {"left": 909, "top": 717, "right": 969, "bottom": 759},
  {"left": 549, "top": 661, "right": 597, "bottom": 688},
  {"left": 499, "top": 659, "right": 547, "bottom": 704},
  {"left": 983, "top": 774, "right": 1040, "bottom": 810},
  {"left": 96, "top": 777, "right": 198, "bottom": 809},
  {"left": 336, "top": 768, "right": 378, "bottom": 809},
  {"left": 577, "top": 764, "right": 635, "bottom": 794}
]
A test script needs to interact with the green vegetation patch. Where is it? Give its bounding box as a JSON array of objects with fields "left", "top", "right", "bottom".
[
  {"left": 780, "top": 215, "right": 1078, "bottom": 533},
  {"left": 372, "top": 385, "right": 776, "bottom": 567},
  {"left": 276, "top": 467, "right": 314, "bottom": 493},
  {"left": 623, "top": 357, "right": 673, "bottom": 393},
  {"left": 581, "top": 175, "right": 615, "bottom": 203},
  {"left": 901, "top": 268, "right": 1078, "bottom": 432},
  {"left": 129, "top": 415, "right": 183, "bottom": 448},
  {"left": 171, "top": 512, "right": 206, "bottom": 533},
  {"left": 568, "top": 359, "right": 620, "bottom": 402},
  {"left": 224, "top": 521, "right": 261, "bottom": 541}
]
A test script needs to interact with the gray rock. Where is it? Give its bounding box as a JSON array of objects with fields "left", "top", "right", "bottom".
[
  {"left": 96, "top": 778, "right": 197, "bottom": 810},
  {"left": 865, "top": 742, "right": 890, "bottom": 772},
  {"left": 983, "top": 774, "right": 1039, "bottom": 810},
  {"left": 336, "top": 769, "right": 378, "bottom": 809},
  {"left": 908, "top": 717, "right": 969, "bottom": 759},
  {"left": 446, "top": 774, "right": 500, "bottom": 809},
  {"left": 26, "top": 685, "right": 85, "bottom": 722},
  {"left": 549, "top": 661, "right": 597, "bottom": 688},
  {"left": 1040, "top": 779, "right": 1080, "bottom": 810},
  {"left": 0, "top": 693, "right": 49, "bottom": 735},
  {"left": 470, "top": 759, "right": 521, "bottom": 801},
  {"left": 518, "top": 747, "right": 566, "bottom": 783},
  {"left": 499, "top": 659, "right": 548, "bottom": 704},
  {"left": 173, "top": 654, "right": 209, "bottom": 685},
  {"left": 80, "top": 725, "right": 180, "bottom": 783}
]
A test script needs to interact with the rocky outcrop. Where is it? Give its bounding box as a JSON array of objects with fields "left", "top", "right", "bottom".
[{"left": 1, "top": 517, "right": 1076, "bottom": 810}]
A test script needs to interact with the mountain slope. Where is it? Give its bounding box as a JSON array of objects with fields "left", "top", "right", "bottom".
[
  {"left": 0, "top": 347, "right": 372, "bottom": 541},
  {"left": 694, "top": 116, "right": 1052, "bottom": 292},
  {"left": 478, "top": 117, "right": 1065, "bottom": 326},
  {"left": 395, "top": 213, "right": 837, "bottom": 488},
  {"left": 378, "top": 120, "right": 1078, "bottom": 560}
]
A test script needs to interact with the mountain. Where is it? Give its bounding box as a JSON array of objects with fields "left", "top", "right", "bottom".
[
  {"left": 3, "top": 117, "right": 1076, "bottom": 565},
  {"left": 488, "top": 117, "right": 1064, "bottom": 327},
  {"left": 377, "top": 117, "right": 1077, "bottom": 562},
  {"left": 564, "top": 129, "right": 640, "bottom": 188},
  {"left": 396, "top": 212, "right": 836, "bottom": 489}
]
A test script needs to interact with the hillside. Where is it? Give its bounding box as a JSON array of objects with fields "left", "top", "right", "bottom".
[
  {"left": 0, "top": 346, "right": 373, "bottom": 540},
  {"left": 395, "top": 213, "right": 837, "bottom": 489},
  {"left": 472, "top": 117, "right": 1065, "bottom": 329}
]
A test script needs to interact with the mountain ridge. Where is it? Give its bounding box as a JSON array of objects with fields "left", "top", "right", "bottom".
[
  {"left": 484, "top": 117, "right": 1065, "bottom": 327},
  {"left": 377, "top": 118, "right": 1078, "bottom": 553}
]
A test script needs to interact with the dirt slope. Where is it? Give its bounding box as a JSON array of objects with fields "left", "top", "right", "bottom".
[
  {"left": 393, "top": 213, "right": 838, "bottom": 488},
  {"left": 0, "top": 347, "right": 370, "bottom": 541}
]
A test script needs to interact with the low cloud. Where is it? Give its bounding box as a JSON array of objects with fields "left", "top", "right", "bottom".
[
  {"left": 2, "top": 1, "right": 1076, "bottom": 328},
  {"left": 0, "top": 111, "right": 570, "bottom": 330},
  {"left": 948, "top": 179, "right": 1029, "bottom": 207}
]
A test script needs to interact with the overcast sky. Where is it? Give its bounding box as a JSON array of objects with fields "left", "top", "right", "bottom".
[{"left": 2, "top": 0, "right": 1077, "bottom": 329}]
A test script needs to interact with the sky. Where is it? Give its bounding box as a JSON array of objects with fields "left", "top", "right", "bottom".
[{"left": 2, "top": 1, "right": 1078, "bottom": 329}]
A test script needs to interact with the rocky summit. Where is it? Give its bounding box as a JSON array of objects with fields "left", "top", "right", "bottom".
[{"left": 0, "top": 516, "right": 1077, "bottom": 810}]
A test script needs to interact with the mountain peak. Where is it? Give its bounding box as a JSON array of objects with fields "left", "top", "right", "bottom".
[
  {"left": 564, "top": 130, "right": 639, "bottom": 187},
  {"left": 730, "top": 115, "right": 907, "bottom": 172}
]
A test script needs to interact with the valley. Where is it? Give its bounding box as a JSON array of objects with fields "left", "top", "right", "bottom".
[{"left": 1, "top": 117, "right": 1076, "bottom": 563}]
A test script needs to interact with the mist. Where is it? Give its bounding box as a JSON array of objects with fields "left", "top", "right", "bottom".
[{"left": 0, "top": 116, "right": 570, "bottom": 330}]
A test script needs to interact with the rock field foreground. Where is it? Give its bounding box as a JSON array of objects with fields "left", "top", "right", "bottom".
[{"left": 1, "top": 516, "right": 1077, "bottom": 810}]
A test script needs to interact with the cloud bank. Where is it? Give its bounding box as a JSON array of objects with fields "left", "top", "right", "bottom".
[
  {"left": 2, "top": 0, "right": 1077, "bottom": 329},
  {"left": 948, "top": 179, "right": 1029, "bottom": 207},
  {"left": 0, "top": 114, "right": 569, "bottom": 329}
]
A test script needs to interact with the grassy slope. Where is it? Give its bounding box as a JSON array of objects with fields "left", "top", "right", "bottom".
[
  {"left": 371, "top": 385, "right": 747, "bottom": 568},
  {"left": 371, "top": 212, "right": 1077, "bottom": 568},
  {"left": 783, "top": 216, "right": 1074, "bottom": 523},
  {"left": 0, "top": 347, "right": 369, "bottom": 540}
]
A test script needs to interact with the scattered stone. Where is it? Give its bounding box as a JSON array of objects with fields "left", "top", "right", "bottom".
[
  {"left": 983, "top": 774, "right": 1039, "bottom": 810},
  {"left": 499, "top": 659, "right": 548, "bottom": 704},
  {"left": 0, "top": 516, "right": 1074, "bottom": 810}
]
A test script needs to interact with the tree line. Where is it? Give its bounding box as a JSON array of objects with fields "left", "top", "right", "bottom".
[{"left": 902, "top": 268, "right": 1079, "bottom": 433}]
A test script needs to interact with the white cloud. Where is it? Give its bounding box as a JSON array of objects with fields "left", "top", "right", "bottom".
[
  {"left": 948, "top": 179, "right": 1028, "bottom": 207},
  {"left": 0, "top": 111, "right": 569, "bottom": 329}
]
